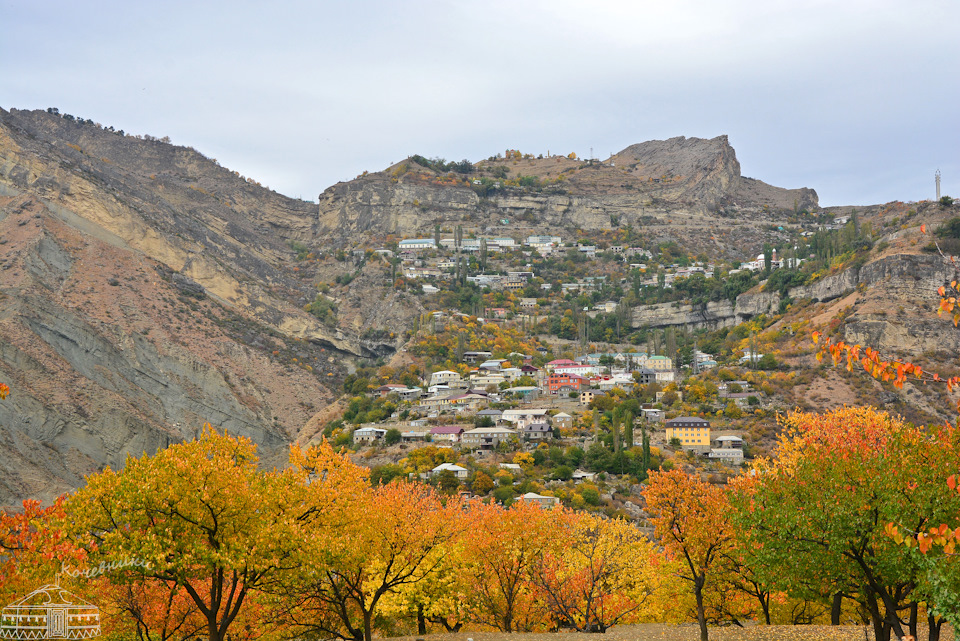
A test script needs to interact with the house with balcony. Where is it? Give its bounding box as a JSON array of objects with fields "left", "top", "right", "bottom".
[
  {"left": 461, "top": 426, "right": 517, "bottom": 450},
  {"left": 353, "top": 427, "right": 387, "bottom": 444},
  {"left": 708, "top": 435, "right": 745, "bottom": 464}
]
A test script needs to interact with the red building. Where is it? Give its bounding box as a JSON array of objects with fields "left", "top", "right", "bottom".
[{"left": 547, "top": 372, "right": 586, "bottom": 394}]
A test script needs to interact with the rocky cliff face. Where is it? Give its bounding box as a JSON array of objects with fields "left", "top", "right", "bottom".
[
  {"left": 0, "top": 108, "right": 408, "bottom": 505},
  {"left": 0, "top": 192, "right": 353, "bottom": 505},
  {"left": 631, "top": 300, "right": 738, "bottom": 331},
  {"left": 629, "top": 252, "right": 958, "bottom": 365},
  {"left": 0, "top": 109, "right": 394, "bottom": 357},
  {"left": 317, "top": 136, "right": 818, "bottom": 251}
]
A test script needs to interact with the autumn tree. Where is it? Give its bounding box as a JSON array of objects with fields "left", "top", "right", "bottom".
[
  {"left": 461, "top": 501, "right": 558, "bottom": 632},
  {"left": 643, "top": 468, "right": 731, "bottom": 641},
  {"left": 377, "top": 525, "right": 469, "bottom": 635},
  {"left": 532, "top": 513, "right": 661, "bottom": 632},
  {"left": 275, "top": 482, "right": 462, "bottom": 641},
  {"left": 67, "top": 427, "right": 368, "bottom": 641},
  {"left": 471, "top": 470, "right": 494, "bottom": 495},
  {"left": 106, "top": 581, "right": 206, "bottom": 641},
  {"left": 0, "top": 497, "right": 81, "bottom": 604},
  {"left": 883, "top": 420, "right": 960, "bottom": 633}
]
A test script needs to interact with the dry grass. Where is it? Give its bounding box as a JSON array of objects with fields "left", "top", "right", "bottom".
[{"left": 389, "top": 622, "right": 954, "bottom": 641}]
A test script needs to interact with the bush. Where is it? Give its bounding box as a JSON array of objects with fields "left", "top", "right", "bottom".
[
  {"left": 370, "top": 463, "right": 405, "bottom": 485},
  {"left": 936, "top": 216, "right": 960, "bottom": 238},
  {"left": 580, "top": 487, "right": 601, "bottom": 506},
  {"left": 552, "top": 465, "right": 573, "bottom": 481},
  {"left": 757, "top": 354, "right": 778, "bottom": 370},
  {"left": 306, "top": 295, "right": 337, "bottom": 326},
  {"left": 385, "top": 429, "right": 402, "bottom": 446},
  {"left": 492, "top": 486, "right": 516, "bottom": 505}
]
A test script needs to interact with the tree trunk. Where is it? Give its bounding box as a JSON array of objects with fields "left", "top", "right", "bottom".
[
  {"left": 417, "top": 604, "right": 426, "bottom": 635},
  {"left": 864, "top": 592, "right": 887, "bottom": 641},
  {"left": 207, "top": 618, "right": 221, "bottom": 641},
  {"left": 831, "top": 592, "right": 843, "bottom": 625},
  {"left": 759, "top": 592, "right": 771, "bottom": 625},
  {"left": 907, "top": 602, "right": 918, "bottom": 640},
  {"left": 362, "top": 609, "right": 373, "bottom": 641},
  {"left": 928, "top": 611, "right": 943, "bottom": 641},
  {"left": 694, "top": 580, "right": 708, "bottom": 641}
]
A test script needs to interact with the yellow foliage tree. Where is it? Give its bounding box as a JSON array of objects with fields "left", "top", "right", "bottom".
[{"left": 67, "top": 427, "right": 367, "bottom": 641}]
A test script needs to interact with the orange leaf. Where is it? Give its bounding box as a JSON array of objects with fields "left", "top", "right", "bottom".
[{"left": 921, "top": 224, "right": 927, "bottom": 234}]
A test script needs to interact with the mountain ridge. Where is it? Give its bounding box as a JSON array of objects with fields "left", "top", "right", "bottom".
[{"left": 316, "top": 134, "right": 818, "bottom": 251}]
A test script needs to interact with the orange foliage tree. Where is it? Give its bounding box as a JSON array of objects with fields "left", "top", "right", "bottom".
[
  {"left": 643, "top": 468, "right": 731, "bottom": 641},
  {"left": 531, "top": 512, "right": 662, "bottom": 632},
  {"left": 0, "top": 497, "right": 82, "bottom": 601},
  {"left": 460, "top": 500, "right": 558, "bottom": 632},
  {"left": 272, "top": 482, "right": 462, "bottom": 641}
]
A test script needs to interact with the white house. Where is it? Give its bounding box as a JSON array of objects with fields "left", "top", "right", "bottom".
[
  {"left": 553, "top": 363, "right": 596, "bottom": 377},
  {"left": 353, "top": 427, "right": 387, "bottom": 444},
  {"left": 430, "top": 463, "right": 469, "bottom": 479},
  {"left": 429, "top": 370, "right": 463, "bottom": 387},
  {"left": 501, "top": 409, "right": 550, "bottom": 424},
  {"left": 524, "top": 235, "right": 562, "bottom": 250},
  {"left": 518, "top": 492, "right": 560, "bottom": 508},
  {"left": 398, "top": 238, "right": 437, "bottom": 251}
]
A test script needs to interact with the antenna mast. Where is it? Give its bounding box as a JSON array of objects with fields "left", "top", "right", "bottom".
[{"left": 936, "top": 169, "right": 942, "bottom": 200}]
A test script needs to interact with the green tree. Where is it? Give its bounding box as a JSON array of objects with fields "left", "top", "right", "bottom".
[
  {"left": 434, "top": 469, "right": 461, "bottom": 495},
  {"left": 729, "top": 407, "right": 954, "bottom": 640}
]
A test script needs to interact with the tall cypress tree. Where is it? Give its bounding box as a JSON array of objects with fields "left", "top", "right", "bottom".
[
  {"left": 612, "top": 409, "right": 620, "bottom": 453},
  {"left": 641, "top": 425, "right": 651, "bottom": 470}
]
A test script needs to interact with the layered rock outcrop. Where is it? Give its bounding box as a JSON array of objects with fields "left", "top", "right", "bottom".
[
  {"left": 629, "top": 253, "right": 957, "bottom": 338},
  {"left": 317, "top": 136, "right": 818, "bottom": 245}
]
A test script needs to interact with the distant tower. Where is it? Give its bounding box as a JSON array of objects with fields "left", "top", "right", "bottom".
[{"left": 936, "top": 169, "right": 942, "bottom": 200}]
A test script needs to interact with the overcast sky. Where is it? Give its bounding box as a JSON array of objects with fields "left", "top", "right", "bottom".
[{"left": 2, "top": 1, "right": 957, "bottom": 207}]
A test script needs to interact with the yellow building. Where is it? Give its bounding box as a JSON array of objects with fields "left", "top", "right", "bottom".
[
  {"left": 646, "top": 355, "right": 674, "bottom": 371},
  {"left": 665, "top": 416, "right": 711, "bottom": 450}
]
